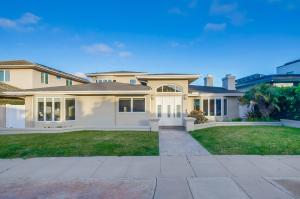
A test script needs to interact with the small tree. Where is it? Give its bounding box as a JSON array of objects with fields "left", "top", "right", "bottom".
[
  {"left": 188, "top": 110, "right": 208, "bottom": 124},
  {"left": 240, "top": 84, "right": 280, "bottom": 119}
]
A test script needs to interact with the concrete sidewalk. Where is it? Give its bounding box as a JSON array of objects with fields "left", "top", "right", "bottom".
[{"left": 1, "top": 156, "right": 300, "bottom": 199}]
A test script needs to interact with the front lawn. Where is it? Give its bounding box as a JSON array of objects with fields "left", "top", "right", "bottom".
[
  {"left": 191, "top": 126, "right": 300, "bottom": 155},
  {"left": 0, "top": 131, "right": 158, "bottom": 158}
]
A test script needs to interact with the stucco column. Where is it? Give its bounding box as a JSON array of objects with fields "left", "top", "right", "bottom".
[
  {"left": 149, "top": 118, "right": 160, "bottom": 132},
  {"left": 184, "top": 117, "right": 196, "bottom": 132}
]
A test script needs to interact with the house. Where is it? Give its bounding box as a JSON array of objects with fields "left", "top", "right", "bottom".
[
  {"left": 3, "top": 68, "right": 243, "bottom": 129},
  {"left": 236, "top": 59, "right": 300, "bottom": 91},
  {"left": 277, "top": 59, "right": 300, "bottom": 75},
  {"left": 0, "top": 60, "right": 89, "bottom": 89}
]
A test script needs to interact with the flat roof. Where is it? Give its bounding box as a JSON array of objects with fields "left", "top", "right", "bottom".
[
  {"left": 189, "top": 85, "right": 242, "bottom": 94},
  {"left": 137, "top": 74, "right": 200, "bottom": 83},
  {"left": 0, "top": 60, "right": 89, "bottom": 83}
]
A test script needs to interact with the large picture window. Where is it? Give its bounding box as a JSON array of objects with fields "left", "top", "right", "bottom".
[
  {"left": 37, "top": 98, "right": 61, "bottom": 121},
  {"left": 119, "top": 98, "right": 131, "bottom": 112},
  {"left": 119, "top": 98, "right": 145, "bottom": 112},
  {"left": 156, "top": 85, "right": 183, "bottom": 93},
  {"left": 65, "top": 98, "right": 75, "bottom": 120},
  {"left": 133, "top": 98, "right": 145, "bottom": 112},
  {"left": 194, "top": 99, "right": 200, "bottom": 111}
]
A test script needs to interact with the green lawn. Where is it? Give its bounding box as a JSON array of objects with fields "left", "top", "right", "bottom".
[
  {"left": 191, "top": 126, "right": 300, "bottom": 155},
  {"left": 0, "top": 131, "right": 158, "bottom": 158}
]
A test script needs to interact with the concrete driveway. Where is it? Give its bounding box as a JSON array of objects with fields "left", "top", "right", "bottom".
[{"left": 1, "top": 156, "right": 300, "bottom": 199}]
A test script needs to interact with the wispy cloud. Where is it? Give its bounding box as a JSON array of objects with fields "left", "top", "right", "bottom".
[
  {"left": 0, "top": 12, "right": 41, "bottom": 31},
  {"left": 204, "top": 23, "right": 227, "bottom": 31},
  {"left": 82, "top": 43, "right": 113, "bottom": 55},
  {"left": 209, "top": 0, "right": 248, "bottom": 26},
  {"left": 210, "top": 1, "right": 237, "bottom": 15},
  {"left": 114, "top": 41, "right": 125, "bottom": 48},
  {"left": 82, "top": 42, "right": 133, "bottom": 58},
  {"left": 168, "top": 7, "right": 185, "bottom": 15},
  {"left": 267, "top": 0, "right": 299, "bottom": 10},
  {"left": 119, "top": 51, "right": 133, "bottom": 58}
]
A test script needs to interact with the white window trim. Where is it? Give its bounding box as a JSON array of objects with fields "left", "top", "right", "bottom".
[
  {"left": 0, "top": 69, "right": 9, "bottom": 82},
  {"left": 64, "top": 97, "right": 76, "bottom": 121},
  {"left": 117, "top": 97, "right": 146, "bottom": 113},
  {"left": 36, "top": 97, "right": 62, "bottom": 122},
  {"left": 155, "top": 84, "right": 183, "bottom": 93}
]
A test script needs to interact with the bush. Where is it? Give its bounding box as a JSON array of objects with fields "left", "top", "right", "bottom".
[
  {"left": 231, "top": 118, "right": 243, "bottom": 122},
  {"left": 189, "top": 110, "right": 208, "bottom": 124}
]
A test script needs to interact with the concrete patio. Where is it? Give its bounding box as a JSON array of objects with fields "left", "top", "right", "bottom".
[{"left": 1, "top": 155, "right": 300, "bottom": 199}]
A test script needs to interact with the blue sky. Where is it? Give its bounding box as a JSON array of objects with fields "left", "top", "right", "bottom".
[{"left": 0, "top": 0, "right": 300, "bottom": 85}]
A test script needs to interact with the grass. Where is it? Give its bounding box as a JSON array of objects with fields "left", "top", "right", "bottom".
[
  {"left": 0, "top": 131, "right": 158, "bottom": 158},
  {"left": 190, "top": 126, "right": 300, "bottom": 155}
]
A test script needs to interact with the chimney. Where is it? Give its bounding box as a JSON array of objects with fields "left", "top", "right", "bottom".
[
  {"left": 204, "top": 74, "right": 214, "bottom": 87},
  {"left": 222, "top": 74, "right": 236, "bottom": 90}
]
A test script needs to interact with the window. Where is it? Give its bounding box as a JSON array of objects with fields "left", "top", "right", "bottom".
[
  {"left": 130, "top": 79, "right": 136, "bottom": 85},
  {"left": 119, "top": 98, "right": 145, "bottom": 112},
  {"left": 66, "top": 79, "right": 72, "bottom": 86},
  {"left": 156, "top": 85, "right": 183, "bottom": 93},
  {"left": 203, "top": 99, "right": 208, "bottom": 116},
  {"left": 37, "top": 98, "right": 61, "bottom": 121},
  {"left": 133, "top": 98, "right": 145, "bottom": 112},
  {"left": 119, "top": 98, "right": 131, "bottom": 112},
  {"left": 46, "top": 98, "right": 53, "bottom": 121},
  {"left": 65, "top": 98, "right": 75, "bottom": 120},
  {"left": 216, "top": 99, "right": 221, "bottom": 116},
  {"left": 37, "top": 98, "right": 44, "bottom": 121},
  {"left": 194, "top": 99, "right": 200, "bottom": 111},
  {"left": 41, "top": 72, "right": 48, "bottom": 84},
  {"left": 96, "top": 80, "right": 102, "bottom": 83},
  {"left": 210, "top": 99, "right": 215, "bottom": 116},
  {"left": 224, "top": 98, "right": 228, "bottom": 116},
  {"left": 54, "top": 99, "right": 61, "bottom": 121},
  {"left": 0, "top": 70, "right": 10, "bottom": 82},
  {"left": 176, "top": 105, "right": 181, "bottom": 118},
  {"left": 167, "top": 105, "right": 171, "bottom": 118},
  {"left": 56, "top": 76, "right": 61, "bottom": 80},
  {"left": 157, "top": 105, "right": 162, "bottom": 118}
]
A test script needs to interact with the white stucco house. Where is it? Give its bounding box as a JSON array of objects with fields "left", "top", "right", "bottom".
[{"left": 1, "top": 60, "right": 243, "bottom": 130}]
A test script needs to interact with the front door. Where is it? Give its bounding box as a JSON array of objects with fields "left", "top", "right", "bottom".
[{"left": 156, "top": 96, "right": 183, "bottom": 126}]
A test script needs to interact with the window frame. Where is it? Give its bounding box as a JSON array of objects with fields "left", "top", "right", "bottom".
[
  {"left": 65, "top": 97, "right": 76, "bottom": 121},
  {"left": 216, "top": 98, "right": 222, "bottom": 116},
  {"left": 156, "top": 84, "right": 183, "bottom": 93},
  {"left": 193, "top": 99, "right": 201, "bottom": 111},
  {"left": 36, "top": 97, "right": 62, "bottom": 122},
  {"left": 66, "top": 79, "right": 73, "bottom": 86},
  {"left": 118, "top": 97, "right": 146, "bottom": 113},
  {"left": 41, "top": 72, "right": 49, "bottom": 84},
  {"left": 130, "top": 79, "right": 137, "bottom": 85},
  {"left": 0, "top": 69, "right": 10, "bottom": 82}
]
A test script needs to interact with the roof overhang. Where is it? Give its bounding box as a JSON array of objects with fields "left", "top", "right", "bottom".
[
  {"left": 137, "top": 74, "right": 200, "bottom": 83},
  {"left": 188, "top": 92, "right": 244, "bottom": 97},
  {"left": 86, "top": 72, "right": 147, "bottom": 77},
  {"left": 4, "top": 90, "right": 150, "bottom": 96}
]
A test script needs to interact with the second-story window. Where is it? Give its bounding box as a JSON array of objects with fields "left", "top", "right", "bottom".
[
  {"left": 41, "top": 72, "right": 48, "bottom": 84},
  {"left": 66, "top": 79, "right": 72, "bottom": 86},
  {"left": 0, "top": 70, "right": 10, "bottom": 82},
  {"left": 130, "top": 79, "right": 136, "bottom": 85}
]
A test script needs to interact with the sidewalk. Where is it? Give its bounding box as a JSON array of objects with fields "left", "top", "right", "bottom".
[{"left": 1, "top": 155, "right": 300, "bottom": 199}]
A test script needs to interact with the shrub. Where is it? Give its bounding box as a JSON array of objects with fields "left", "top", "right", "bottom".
[{"left": 189, "top": 110, "right": 208, "bottom": 124}]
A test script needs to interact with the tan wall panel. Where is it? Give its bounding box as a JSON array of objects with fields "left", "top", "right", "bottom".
[{"left": 0, "top": 105, "right": 6, "bottom": 128}]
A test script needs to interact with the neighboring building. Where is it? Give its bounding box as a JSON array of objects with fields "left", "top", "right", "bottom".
[
  {"left": 236, "top": 59, "right": 300, "bottom": 91},
  {"left": 277, "top": 59, "right": 300, "bottom": 75},
  {"left": 4, "top": 72, "right": 243, "bottom": 129},
  {"left": 0, "top": 60, "right": 89, "bottom": 89}
]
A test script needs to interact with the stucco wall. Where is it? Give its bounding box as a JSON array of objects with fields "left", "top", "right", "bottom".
[
  {"left": 0, "top": 105, "right": 6, "bottom": 128},
  {"left": 3, "top": 69, "right": 34, "bottom": 89},
  {"left": 226, "top": 97, "right": 240, "bottom": 119},
  {"left": 26, "top": 94, "right": 150, "bottom": 128}
]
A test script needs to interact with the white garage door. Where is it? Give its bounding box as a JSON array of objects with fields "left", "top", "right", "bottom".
[{"left": 6, "top": 105, "right": 25, "bottom": 128}]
